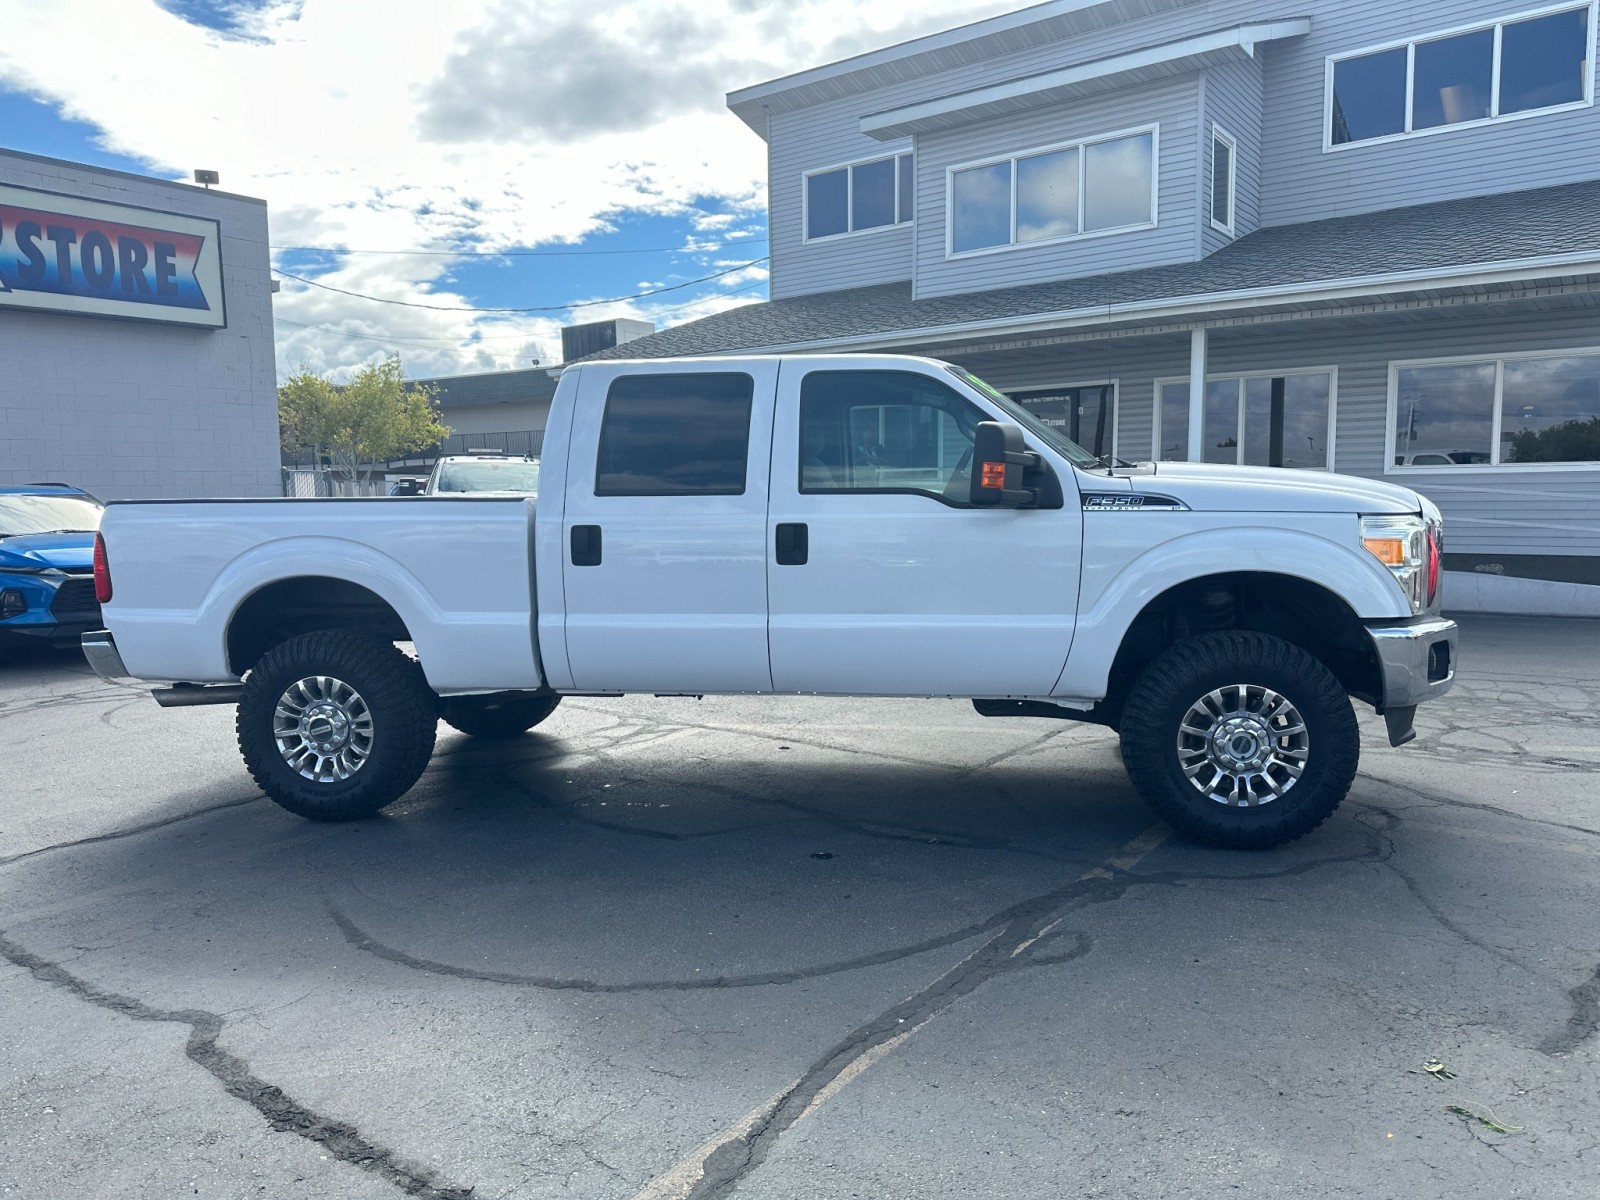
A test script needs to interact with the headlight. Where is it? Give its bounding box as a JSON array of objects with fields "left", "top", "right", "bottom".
[{"left": 1360, "top": 514, "right": 1442, "bottom": 615}]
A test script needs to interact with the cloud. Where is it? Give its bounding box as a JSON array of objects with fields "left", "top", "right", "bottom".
[
  {"left": 418, "top": 9, "right": 735, "bottom": 143},
  {"left": 0, "top": 0, "right": 1016, "bottom": 377}
]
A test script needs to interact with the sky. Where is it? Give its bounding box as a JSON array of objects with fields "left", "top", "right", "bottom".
[{"left": 0, "top": 0, "right": 1020, "bottom": 382}]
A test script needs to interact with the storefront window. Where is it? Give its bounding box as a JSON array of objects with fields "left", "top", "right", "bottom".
[
  {"left": 1010, "top": 384, "right": 1114, "bottom": 457},
  {"left": 1159, "top": 373, "right": 1333, "bottom": 467},
  {"left": 1393, "top": 353, "right": 1600, "bottom": 467}
]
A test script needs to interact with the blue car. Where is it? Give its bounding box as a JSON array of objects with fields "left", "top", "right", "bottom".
[{"left": 0, "top": 484, "right": 105, "bottom": 650}]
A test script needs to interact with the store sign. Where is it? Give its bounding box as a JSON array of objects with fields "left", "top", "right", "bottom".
[{"left": 0, "top": 183, "right": 225, "bottom": 328}]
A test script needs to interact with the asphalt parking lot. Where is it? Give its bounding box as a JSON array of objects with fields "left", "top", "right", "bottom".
[{"left": 2, "top": 613, "right": 1597, "bottom": 1200}]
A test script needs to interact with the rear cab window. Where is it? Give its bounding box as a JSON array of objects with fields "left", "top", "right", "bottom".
[{"left": 596, "top": 373, "right": 755, "bottom": 496}]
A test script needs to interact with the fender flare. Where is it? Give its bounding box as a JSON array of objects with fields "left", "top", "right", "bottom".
[{"left": 1060, "top": 525, "right": 1407, "bottom": 700}]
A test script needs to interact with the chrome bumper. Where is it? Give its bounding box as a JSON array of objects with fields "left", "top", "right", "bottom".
[
  {"left": 1366, "top": 616, "right": 1457, "bottom": 745},
  {"left": 81, "top": 630, "right": 131, "bottom": 682}
]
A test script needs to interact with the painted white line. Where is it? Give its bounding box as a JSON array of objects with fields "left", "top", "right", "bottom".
[{"left": 625, "top": 821, "right": 1171, "bottom": 1200}]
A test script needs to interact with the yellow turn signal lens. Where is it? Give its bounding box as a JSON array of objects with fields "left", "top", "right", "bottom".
[
  {"left": 980, "top": 461, "right": 1006, "bottom": 490},
  {"left": 1362, "top": 536, "right": 1406, "bottom": 566}
]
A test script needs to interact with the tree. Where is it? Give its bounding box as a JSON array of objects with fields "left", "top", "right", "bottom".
[
  {"left": 278, "top": 357, "right": 450, "bottom": 484},
  {"left": 1507, "top": 416, "right": 1600, "bottom": 464}
]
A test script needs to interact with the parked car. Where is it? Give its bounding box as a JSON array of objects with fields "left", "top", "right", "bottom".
[
  {"left": 85, "top": 355, "right": 1457, "bottom": 849},
  {"left": 423, "top": 454, "right": 540, "bottom": 496},
  {"left": 1394, "top": 450, "right": 1491, "bottom": 466},
  {"left": 0, "top": 484, "right": 105, "bottom": 650}
]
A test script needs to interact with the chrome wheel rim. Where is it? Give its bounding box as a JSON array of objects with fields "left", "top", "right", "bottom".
[
  {"left": 273, "top": 675, "right": 374, "bottom": 782},
  {"left": 1176, "top": 684, "right": 1310, "bottom": 807}
]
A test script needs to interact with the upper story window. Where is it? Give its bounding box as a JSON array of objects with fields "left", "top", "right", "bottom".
[
  {"left": 1210, "top": 126, "right": 1236, "bottom": 235},
  {"left": 1390, "top": 349, "right": 1600, "bottom": 469},
  {"left": 804, "top": 152, "right": 914, "bottom": 242},
  {"left": 596, "top": 373, "right": 753, "bottom": 496},
  {"left": 947, "top": 126, "right": 1157, "bottom": 257},
  {"left": 1328, "top": 3, "right": 1594, "bottom": 149}
]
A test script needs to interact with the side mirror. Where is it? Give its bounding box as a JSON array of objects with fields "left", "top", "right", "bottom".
[{"left": 969, "top": 422, "right": 1041, "bottom": 508}]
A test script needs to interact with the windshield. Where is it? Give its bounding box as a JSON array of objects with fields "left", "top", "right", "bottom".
[
  {"left": 432, "top": 460, "right": 541, "bottom": 494},
  {"left": 0, "top": 494, "right": 104, "bottom": 537},
  {"left": 944, "top": 366, "right": 1103, "bottom": 469}
]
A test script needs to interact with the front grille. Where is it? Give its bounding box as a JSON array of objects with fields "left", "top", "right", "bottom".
[{"left": 49, "top": 577, "right": 101, "bottom": 624}]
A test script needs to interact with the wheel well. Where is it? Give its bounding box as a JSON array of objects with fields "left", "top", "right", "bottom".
[
  {"left": 1100, "top": 573, "right": 1382, "bottom": 729},
  {"left": 227, "top": 577, "right": 413, "bottom": 676}
]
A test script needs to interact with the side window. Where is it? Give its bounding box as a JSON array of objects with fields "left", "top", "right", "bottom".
[
  {"left": 596, "top": 373, "right": 753, "bottom": 496},
  {"left": 799, "top": 370, "right": 979, "bottom": 502}
]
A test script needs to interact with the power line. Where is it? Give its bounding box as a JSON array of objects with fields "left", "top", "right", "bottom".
[
  {"left": 271, "top": 239, "right": 766, "bottom": 258},
  {"left": 272, "top": 279, "right": 771, "bottom": 347},
  {"left": 273, "top": 257, "right": 768, "bottom": 313}
]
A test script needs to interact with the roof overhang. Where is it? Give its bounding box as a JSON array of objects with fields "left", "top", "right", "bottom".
[
  {"left": 860, "top": 19, "right": 1311, "bottom": 140},
  {"left": 725, "top": 0, "right": 1204, "bottom": 138},
  {"left": 696, "top": 254, "right": 1600, "bottom": 358}
]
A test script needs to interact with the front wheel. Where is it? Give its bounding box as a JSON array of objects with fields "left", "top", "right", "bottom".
[
  {"left": 1119, "top": 631, "right": 1359, "bottom": 849},
  {"left": 441, "top": 692, "right": 562, "bottom": 739},
  {"left": 237, "top": 631, "right": 438, "bottom": 821}
]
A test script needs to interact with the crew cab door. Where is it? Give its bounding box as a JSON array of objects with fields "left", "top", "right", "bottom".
[
  {"left": 766, "top": 363, "right": 1081, "bottom": 696},
  {"left": 560, "top": 363, "right": 778, "bottom": 693}
]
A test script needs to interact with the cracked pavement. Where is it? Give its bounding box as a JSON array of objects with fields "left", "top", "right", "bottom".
[{"left": 1, "top": 613, "right": 1597, "bottom": 1199}]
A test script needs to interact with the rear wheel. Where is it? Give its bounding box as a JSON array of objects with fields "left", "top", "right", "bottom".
[
  {"left": 237, "top": 631, "right": 437, "bottom": 820},
  {"left": 1119, "top": 631, "right": 1358, "bottom": 849},
  {"left": 441, "top": 692, "right": 562, "bottom": 739}
]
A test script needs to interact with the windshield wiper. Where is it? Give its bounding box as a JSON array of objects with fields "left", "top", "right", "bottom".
[{"left": 1092, "top": 454, "right": 1138, "bottom": 470}]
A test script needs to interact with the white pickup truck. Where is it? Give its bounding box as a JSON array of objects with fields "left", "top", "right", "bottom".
[{"left": 83, "top": 355, "right": 1456, "bottom": 849}]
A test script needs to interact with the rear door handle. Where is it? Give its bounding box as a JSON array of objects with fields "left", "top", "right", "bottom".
[
  {"left": 774, "top": 522, "right": 808, "bottom": 566},
  {"left": 571, "top": 524, "right": 602, "bottom": 566}
]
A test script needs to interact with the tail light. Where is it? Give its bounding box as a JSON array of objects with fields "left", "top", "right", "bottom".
[{"left": 93, "top": 532, "right": 112, "bottom": 604}]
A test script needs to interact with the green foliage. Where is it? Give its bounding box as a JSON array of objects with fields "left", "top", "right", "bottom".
[
  {"left": 278, "top": 357, "right": 450, "bottom": 482},
  {"left": 1507, "top": 416, "right": 1600, "bottom": 464}
]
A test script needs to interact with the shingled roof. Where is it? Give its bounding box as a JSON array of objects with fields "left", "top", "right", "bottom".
[
  {"left": 410, "top": 366, "right": 558, "bottom": 409},
  {"left": 584, "top": 179, "right": 1600, "bottom": 361}
]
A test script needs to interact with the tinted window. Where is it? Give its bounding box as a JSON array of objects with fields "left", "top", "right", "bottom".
[
  {"left": 852, "top": 157, "right": 896, "bottom": 231},
  {"left": 1331, "top": 48, "right": 1408, "bottom": 144},
  {"left": 1159, "top": 383, "right": 1191, "bottom": 461},
  {"left": 1412, "top": 29, "right": 1494, "bottom": 129},
  {"left": 1012, "top": 385, "right": 1112, "bottom": 457},
  {"left": 898, "top": 154, "right": 915, "bottom": 223},
  {"left": 1394, "top": 363, "right": 1497, "bottom": 465},
  {"left": 1501, "top": 8, "right": 1591, "bottom": 114},
  {"left": 951, "top": 162, "right": 1012, "bottom": 253},
  {"left": 1083, "top": 132, "right": 1154, "bottom": 232},
  {"left": 1211, "top": 133, "right": 1233, "bottom": 230},
  {"left": 1502, "top": 353, "right": 1600, "bottom": 463},
  {"left": 799, "top": 371, "right": 979, "bottom": 501},
  {"left": 596, "top": 374, "right": 753, "bottom": 496},
  {"left": 806, "top": 170, "right": 848, "bottom": 239},
  {"left": 1017, "top": 147, "right": 1079, "bottom": 242}
]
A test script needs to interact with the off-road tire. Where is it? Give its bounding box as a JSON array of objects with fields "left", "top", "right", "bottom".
[
  {"left": 1119, "top": 631, "right": 1359, "bottom": 849},
  {"left": 440, "top": 692, "right": 562, "bottom": 739},
  {"left": 237, "top": 631, "right": 437, "bottom": 821}
]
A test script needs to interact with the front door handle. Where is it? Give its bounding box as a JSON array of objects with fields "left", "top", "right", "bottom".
[
  {"left": 775, "top": 522, "right": 808, "bottom": 566},
  {"left": 571, "top": 524, "right": 602, "bottom": 566}
]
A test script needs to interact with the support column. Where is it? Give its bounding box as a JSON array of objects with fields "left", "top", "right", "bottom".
[{"left": 1186, "top": 326, "right": 1207, "bottom": 463}]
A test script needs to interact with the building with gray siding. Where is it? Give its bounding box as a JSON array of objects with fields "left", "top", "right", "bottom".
[
  {"left": 589, "top": 0, "right": 1600, "bottom": 612},
  {"left": 0, "top": 148, "right": 278, "bottom": 500}
]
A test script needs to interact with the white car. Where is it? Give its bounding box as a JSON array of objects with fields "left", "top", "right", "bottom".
[
  {"left": 423, "top": 454, "right": 540, "bottom": 496},
  {"left": 84, "top": 354, "right": 1456, "bottom": 849}
]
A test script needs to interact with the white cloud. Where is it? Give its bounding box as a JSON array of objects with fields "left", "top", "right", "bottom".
[{"left": 0, "top": 0, "right": 1019, "bottom": 377}]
